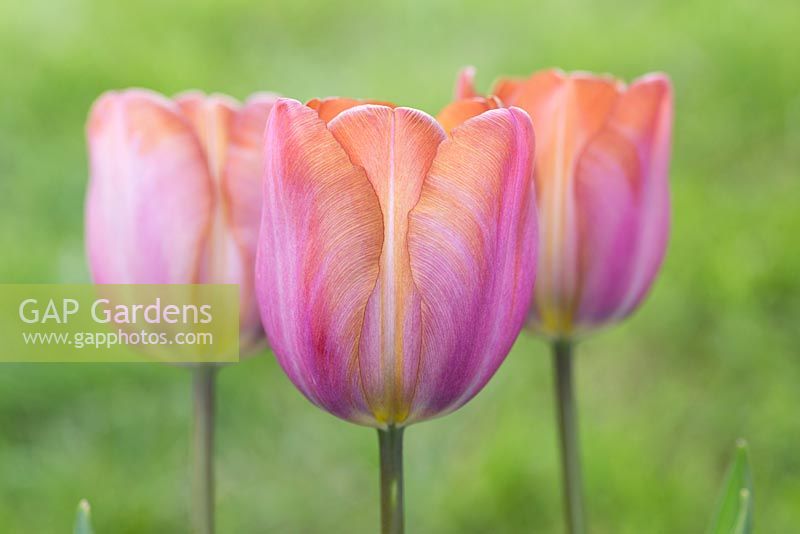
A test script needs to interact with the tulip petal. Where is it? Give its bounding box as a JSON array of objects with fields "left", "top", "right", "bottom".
[
  {"left": 329, "top": 105, "right": 445, "bottom": 424},
  {"left": 436, "top": 96, "right": 502, "bottom": 133},
  {"left": 307, "top": 97, "right": 396, "bottom": 124},
  {"left": 406, "top": 107, "right": 537, "bottom": 421},
  {"left": 520, "top": 71, "right": 621, "bottom": 334},
  {"left": 575, "top": 75, "right": 673, "bottom": 322},
  {"left": 223, "top": 94, "right": 279, "bottom": 270},
  {"left": 173, "top": 93, "right": 240, "bottom": 285},
  {"left": 454, "top": 65, "right": 477, "bottom": 99},
  {"left": 174, "top": 92, "right": 277, "bottom": 346},
  {"left": 572, "top": 125, "right": 641, "bottom": 324},
  {"left": 256, "top": 99, "right": 384, "bottom": 424},
  {"left": 174, "top": 92, "right": 238, "bottom": 181},
  {"left": 86, "top": 90, "right": 212, "bottom": 284},
  {"left": 224, "top": 94, "right": 278, "bottom": 344},
  {"left": 492, "top": 77, "right": 525, "bottom": 105}
]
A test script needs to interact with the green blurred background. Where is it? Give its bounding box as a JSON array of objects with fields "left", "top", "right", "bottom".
[{"left": 1, "top": 0, "right": 798, "bottom": 532}]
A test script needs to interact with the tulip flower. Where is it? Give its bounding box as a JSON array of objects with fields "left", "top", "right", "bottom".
[
  {"left": 256, "top": 97, "right": 538, "bottom": 533},
  {"left": 85, "top": 88, "right": 277, "bottom": 534},
  {"left": 86, "top": 89, "right": 275, "bottom": 350},
  {"left": 454, "top": 67, "right": 673, "bottom": 534}
]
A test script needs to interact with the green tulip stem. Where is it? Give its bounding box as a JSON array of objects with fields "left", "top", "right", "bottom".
[
  {"left": 192, "top": 364, "right": 217, "bottom": 534},
  {"left": 553, "top": 339, "right": 586, "bottom": 534},
  {"left": 378, "top": 425, "right": 405, "bottom": 534}
]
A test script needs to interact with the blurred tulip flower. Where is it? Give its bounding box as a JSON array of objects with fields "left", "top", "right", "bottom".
[
  {"left": 455, "top": 67, "right": 673, "bottom": 338},
  {"left": 85, "top": 88, "right": 278, "bottom": 534},
  {"left": 86, "top": 89, "right": 277, "bottom": 350},
  {"left": 453, "top": 67, "right": 673, "bottom": 534},
  {"left": 256, "top": 97, "right": 538, "bottom": 533}
]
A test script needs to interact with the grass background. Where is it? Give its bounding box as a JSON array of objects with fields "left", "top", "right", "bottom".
[{"left": 1, "top": 0, "right": 799, "bottom": 531}]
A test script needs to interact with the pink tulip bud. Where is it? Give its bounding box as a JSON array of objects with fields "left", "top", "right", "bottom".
[
  {"left": 255, "top": 98, "right": 538, "bottom": 427},
  {"left": 85, "top": 89, "right": 278, "bottom": 352},
  {"left": 455, "top": 68, "right": 673, "bottom": 338}
]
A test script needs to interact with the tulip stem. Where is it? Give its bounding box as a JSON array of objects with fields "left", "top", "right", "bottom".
[
  {"left": 553, "top": 340, "right": 586, "bottom": 534},
  {"left": 192, "top": 364, "right": 217, "bottom": 534},
  {"left": 378, "top": 425, "right": 405, "bottom": 534}
]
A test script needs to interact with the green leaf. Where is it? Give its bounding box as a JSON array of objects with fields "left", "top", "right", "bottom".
[
  {"left": 74, "top": 499, "right": 94, "bottom": 534},
  {"left": 707, "top": 439, "right": 753, "bottom": 534}
]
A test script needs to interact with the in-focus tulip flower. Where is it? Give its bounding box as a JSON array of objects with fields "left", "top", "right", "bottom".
[
  {"left": 453, "top": 67, "right": 674, "bottom": 534},
  {"left": 85, "top": 88, "right": 278, "bottom": 534},
  {"left": 256, "top": 97, "right": 538, "bottom": 533}
]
